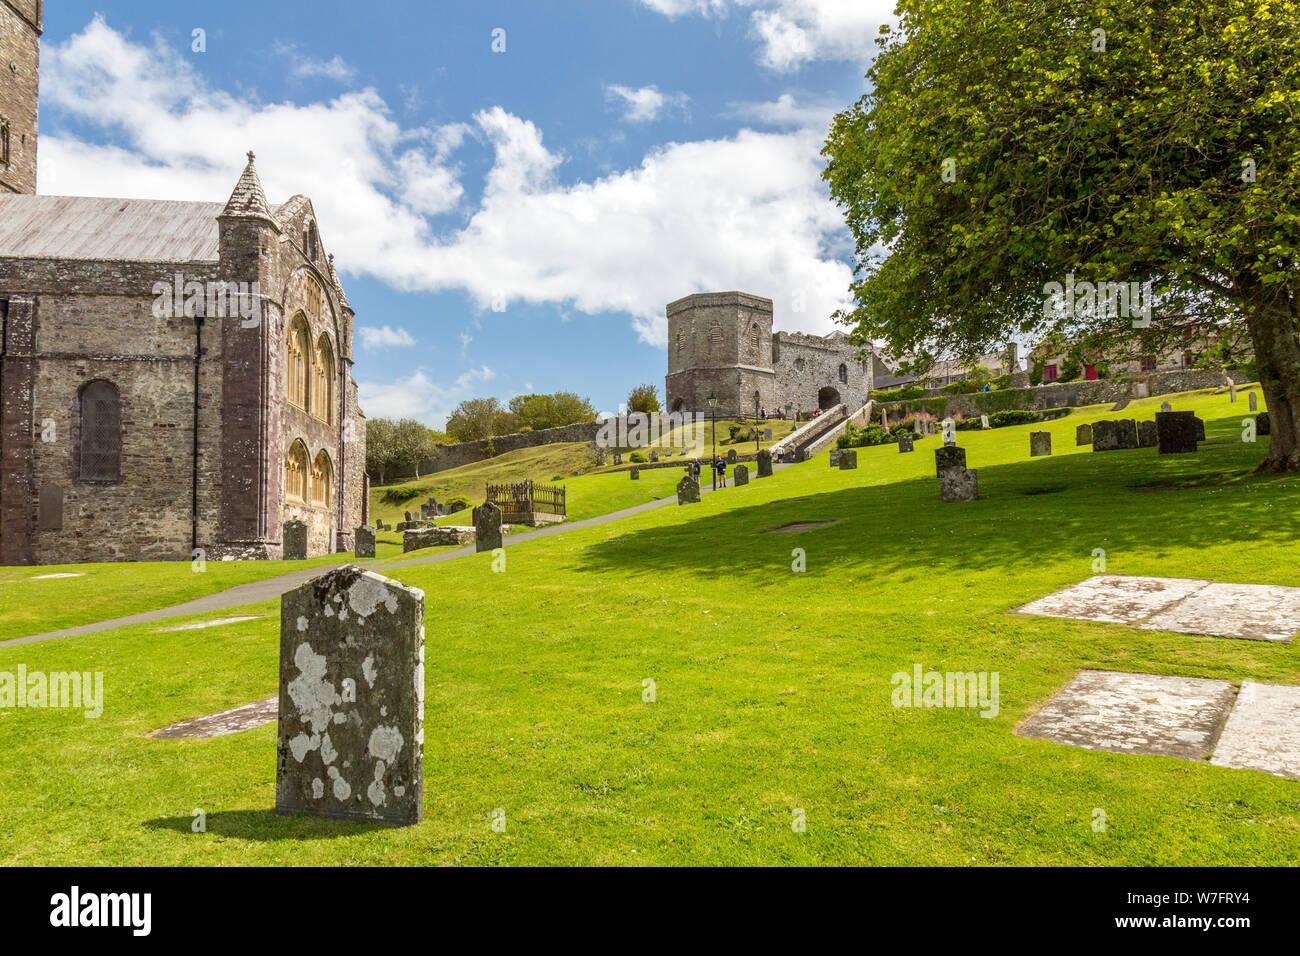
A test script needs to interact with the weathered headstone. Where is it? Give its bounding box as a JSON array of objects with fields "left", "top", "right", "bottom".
[
  {"left": 283, "top": 519, "right": 308, "bottom": 560},
  {"left": 727, "top": 448, "right": 737, "bottom": 463},
  {"left": 419, "top": 504, "right": 431, "bottom": 520},
  {"left": 630, "top": 467, "right": 640, "bottom": 480},
  {"left": 1137, "top": 420, "right": 1159, "bottom": 448},
  {"left": 838, "top": 449, "right": 858, "bottom": 470},
  {"left": 1076, "top": 423, "right": 1093, "bottom": 446},
  {"left": 613, "top": 453, "right": 622, "bottom": 465},
  {"left": 935, "top": 445, "right": 966, "bottom": 477},
  {"left": 1092, "top": 420, "right": 1120, "bottom": 451},
  {"left": 734, "top": 464, "right": 749, "bottom": 486},
  {"left": 1193, "top": 417, "right": 1206, "bottom": 442},
  {"left": 1249, "top": 392, "right": 1258, "bottom": 412},
  {"left": 403, "top": 511, "right": 413, "bottom": 523},
  {"left": 1155, "top": 411, "right": 1198, "bottom": 454},
  {"left": 1160, "top": 401, "right": 1172, "bottom": 413},
  {"left": 354, "top": 526, "right": 376, "bottom": 559},
  {"left": 475, "top": 501, "right": 502, "bottom": 553},
  {"left": 1257, "top": 412, "right": 1271, "bottom": 436},
  {"left": 764, "top": 428, "right": 773, "bottom": 441},
  {"left": 757, "top": 449, "right": 773, "bottom": 477},
  {"left": 980, "top": 415, "right": 990, "bottom": 430},
  {"left": 898, "top": 434, "right": 914, "bottom": 453},
  {"left": 1030, "top": 431, "right": 1052, "bottom": 457},
  {"left": 649, "top": 451, "right": 659, "bottom": 462},
  {"left": 829, "top": 447, "right": 842, "bottom": 467},
  {"left": 940, "top": 468, "right": 979, "bottom": 502},
  {"left": 276, "top": 565, "right": 424, "bottom": 826},
  {"left": 1230, "top": 382, "right": 1237, "bottom": 402},
  {"left": 1115, "top": 419, "right": 1139, "bottom": 450},
  {"left": 677, "top": 476, "right": 701, "bottom": 505}
]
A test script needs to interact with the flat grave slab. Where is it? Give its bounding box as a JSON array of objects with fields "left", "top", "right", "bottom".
[
  {"left": 1211, "top": 682, "right": 1300, "bottom": 780},
  {"left": 1138, "top": 582, "right": 1300, "bottom": 643},
  {"left": 1017, "top": 670, "right": 1234, "bottom": 760},
  {"left": 149, "top": 696, "right": 277, "bottom": 740},
  {"left": 1014, "top": 575, "right": 1300, "bottom": 642}
]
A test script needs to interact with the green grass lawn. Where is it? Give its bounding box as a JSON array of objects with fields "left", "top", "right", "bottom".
[{"left": 2, "top": 384, "right": 1298, "bottom": 865}]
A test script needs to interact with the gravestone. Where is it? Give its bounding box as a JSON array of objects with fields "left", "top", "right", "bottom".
[
  {"left": 475, "top": 501, "right": 502, "bottom": 553},
  {"left": 1193, "top": 417, "right": 1206, "bottom": 442},
  {"left": 726, "top": 448, "right": 737, "bottom": 463},
  {"left": 838, "top": 449, "right": 858, "bottom": 470},
  {"left": 613, "top": 453, "right": 622, "bottom": 465},
  {"left": 829, "top": 447, "right": 842, "bottom": 467},
  {"left": 1076, "top": 423, "right": 1093, "bottom": 446},
  {"left": 1160, "top": 401, "right": 1172, "bottom": 413},
  {"left": 1249, "top": 392, "right": 1258, "bottom": 412},
  {"left": 420, "top": 504, "right": 431, "bottom": 520},
  {"left": 734, "top": 464, "right": 749, "bottom": 486},
  {"left": 446, "top": 500, "right": 466, "bottom": 514},
  {"left": 1030, "top": 431, "right": 1052, "bottom": 457},
  {"left": 677, "top": 476, "right": 700, "bottom": 505},
  {"left": 1257, "top": 412, "right": 1271, "bottom": 436},
  {"left": 898, "top": 434, "right": 914, "bottom": 453},
  {"left": 630, "top": 467, "right": 640, "bottom": 480},
  {"left": 1137, "top": 420, "right": 1159, "bottom": 448},
  {"left": 283, "top": 519, "right": 308, "bottom": 560},
  {"left": 980, "top": 415, "right": 990, "bottom": 430},
  {"left": 38, "top": 483, "right": 63, "bottom": 531},
  {"left": 757, "top": 449, "right": 773, "bottom": 477},
  {"left": 940, "top": 468, "right": 979, "bottom": 502},
  {"left": 1155, "top": 411, "right": 1198, "bottom": 454},
  {"left": 275, "top": 565, "right": 424, "bottom": 826},
  {"left": 404, "top": 511, "right": 413, "bottom": 524},
  {"left": 1092, "top": 420, "right": 1120, "bottom": 451},
  {"left": 354, "top": 526, "right": 376, "bottom": 559},
  {"left": 649, "top": 451, "right": 659, "bottom": 462},
  {"left": 1115, "top": 419, "right": 1139, "bottom": 449},
  {"left": 1134, "top": 382, "right": 1150, "bottom": 399},
  {"left": 404, "top": 526, "right": 474, "bottom": 550},
  {"left": 764, "top": 428, "right": 773, "bottom": 441},
  {"left": 1230, "top": 383, "right": 1237, "bottom": 402},
  {"left": 426, "top": 497, "right": 437, "bottom": 511},
  {"left": 935, "top": 445, "right": 966, "bottom": 477}
]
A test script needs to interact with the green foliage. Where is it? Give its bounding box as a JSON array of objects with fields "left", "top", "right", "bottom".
[
  {"left": 988, "top": 409, "right": 1040, "bottom": 428},
  {"left": 629, "top": 451, "right": 649, "bottom": 463},
  {"left": 508, "top": 391, "right": 597, "bottom": 432},
  {"left": 627, "top": 383, "right": 662, "bottom": 414},
  {"left": 872, "top": 385, "right": 928, "bottom": 402},
  {"left": 380, "top": 485, "right": 426, "bottom": 505},
  {"left": 367, "top": 417, "right": 441, "bottom": 481},
  {"left": 446, "top": 397, "right": 511, "bottom": 443}
]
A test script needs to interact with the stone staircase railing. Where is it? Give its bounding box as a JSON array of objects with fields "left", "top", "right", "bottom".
[
  {"left": 771, "top": 403, "right": 849, "bottom": 461},
  {"left": 799, "top": 400, "right": 874, "bottom": 459}
]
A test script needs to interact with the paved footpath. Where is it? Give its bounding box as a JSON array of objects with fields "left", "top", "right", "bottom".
[{"left": 2, "top": 467, "right": 785, "bottom": 648}]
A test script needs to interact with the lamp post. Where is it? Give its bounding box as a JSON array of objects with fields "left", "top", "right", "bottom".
[{"left": 707, "top": 392, "right": 718, "bottom": 491}]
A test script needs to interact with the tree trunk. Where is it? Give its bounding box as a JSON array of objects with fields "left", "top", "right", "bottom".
[{"left": 1242, "top": 281, "right": 1300, "bottom": 472}]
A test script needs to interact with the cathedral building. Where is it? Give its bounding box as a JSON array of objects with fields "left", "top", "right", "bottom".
[{"left": 0, "top": 0, "right": 366, "bottom": 563}]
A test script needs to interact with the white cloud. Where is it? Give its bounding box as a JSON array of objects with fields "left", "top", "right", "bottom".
[
  {"left": 729, "top": 93, "right": 842, "bottom": 131},
  {"left": 604, "top": 84, "right": 690, "bottom": 123},
  {"left": 274, "top": 42, "right": 358, "bottom": 82},
  {"left": 356, "top": 365, "right": 495, "bottom": 428},
  {"left": 638, "top": 0, "right": 896, "bottom": 71},
  {"left": 358, "top": 325, "right": 416, "bottom": 350},
  {"left": 39, "top": 16, "right": 854, "bottom": 357}
]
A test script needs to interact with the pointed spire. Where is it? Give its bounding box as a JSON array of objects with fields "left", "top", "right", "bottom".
[{"left": 222, "top": 150, "right": 274, "bottom": 220}]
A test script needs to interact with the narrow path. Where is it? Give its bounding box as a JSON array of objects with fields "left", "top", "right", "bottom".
[{"left": 2, "top": 464, "right": 792, "bottom": 647}]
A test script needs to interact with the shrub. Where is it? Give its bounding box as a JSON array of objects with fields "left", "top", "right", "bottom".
[
  {"left": 942, "top": 379, "right": 983, "bottom": 394},
  {"left": 838, "top": 421, "right": 898, "bottom": 447},
  {"left": 872, "top": 385, "right": 928, "bottom": 402},
  {"left": 445, "top": 494, "right": 470, "bottom": 510},
  {"left": 988, "top": 409, "right": 1040, "bottom": 427},
  {"left": 629, "top": 451, "right": 648, "bottom": 463},
  {"left": 379, "top": 486, "right": 427, "bottom": 505}
]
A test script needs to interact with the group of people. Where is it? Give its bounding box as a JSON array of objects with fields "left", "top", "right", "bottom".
[{"left": 686, "top": 456, "right": 731, "bottom": 488}]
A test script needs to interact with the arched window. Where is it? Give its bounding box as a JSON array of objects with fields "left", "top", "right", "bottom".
[
  {"left": 314, "top": 335, "right": 335, "bottom": 423},
  {"left": 311, "top": 450, "right": 333, "bottom": 507},
  {"left": 287, "top": 314, "right": 311, "bottom": 409},
  {"left": 79, "top": 380, "right": 120, "bottom": 481},
  {"left": 285, "top": 441, "right": 309, "bottom": 503},
  {"left": 794, "top": 357, "right": 805, "bottom": 372},
  {"left": 838, "top": 363, "right": 848, "bottom": 384}
]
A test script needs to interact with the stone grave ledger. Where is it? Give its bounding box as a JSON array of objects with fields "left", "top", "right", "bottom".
[
  {"left": 1155, "top": 411, "right": 1198, "bottom": 454},
  {"left": 678, "top": 476, "right": 701, "bottom": 504},
  {"left": 1029, "top": 431, "right": 1051, "bottom": 457},
  {"left": 838, "top": 449, "right": 858, "bottom": 470},
  {"left": 734, "top": 464, "right": 749, "bottom": 486},
  {"left": 283, "top": 520, "right": 308, "bottom": 560},
  {"left": 475, "top": 501, "right": 503, "bottom": 553},
  {"left": 354, "top": 526, "right": 376, "bottom": 559},
  {"left": 935, "top": 445, "right": 966, "bottom": 478},
  {"left": 276, "top": 566, "right": 425, "bottom": 826}
]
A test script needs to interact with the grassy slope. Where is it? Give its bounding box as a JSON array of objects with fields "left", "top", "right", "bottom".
[{"left": 3, "top": 384, "right": 1299, "bottom": 865}]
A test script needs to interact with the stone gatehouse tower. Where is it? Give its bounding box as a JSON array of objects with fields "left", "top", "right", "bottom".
[{"left": 665, "top": 291, "right": 875, "bottom": 419}]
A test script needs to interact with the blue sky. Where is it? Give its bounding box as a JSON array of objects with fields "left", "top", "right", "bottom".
[{"left": 37, "top": 0, "right": 894, "bottom": 427}]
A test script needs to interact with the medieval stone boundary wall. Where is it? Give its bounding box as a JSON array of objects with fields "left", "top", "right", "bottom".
[{"left": 406, "top": 420, "right": 607, "bottom": 479}]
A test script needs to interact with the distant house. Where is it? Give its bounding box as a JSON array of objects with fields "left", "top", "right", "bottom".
[
  {"left": 1028, "top": 322, "right": 1248, "bottom": 383},
  {"left": 875, "top": 344, "right": 1020, "bottom": 390}
]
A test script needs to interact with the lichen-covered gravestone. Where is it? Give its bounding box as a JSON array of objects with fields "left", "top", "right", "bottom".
[
  {"left": 283, "top": 519, "right": 307, "bottom": 560},
  {"left": 1076, "top": 423, "right": 1093, "bottom": 446},
  {"left": 838, "top": 449, "right": 858, "bottom": 470},
  {"left": 764, "top": 428, "right": 773, "bottom": 441},
  {"left": 1091, "top": 420, "right": 1120, "bottom": 451},
  {"left": 354, "top": 526, "right": 376, "bottom": 559},
  {"left": 1137, "top": 420, "right": 1158, "bottom": 448},
  {"left": 1249, "top": 391, "right": 1258, "bottom": 412},
  {"left": 829, "top": 447, "right": 841, "bottom": 467},
  {"left": 1029, "top": 431, "right": 1052, "bottom": 457},
  {"left": 613, "top": 453, "right": 622, "bottom": 465},
  {"left": 276, "top": 566, "right": 424, "bottom": 826},
  {"left": 1160, "top": 401, "right": 1172, "bottom": 413},
  {"left": 677, "top": 476, "right": 701, "bottom": 505},
  {"left": 757, "top": 449, "right": 773, "bottom": 477},
  {"left": 1193, "top": 417, "right": 1206, "bottom": 442},
  {"left": 475, "top": 501, "right": 502, "bottom": 553},
  {"left": 734, "top": 464, "right": 749, "bottom": 486},
  {"left": 1155, "top": 411, "right": 1198, "bottom": 454},
  {"left": 934, "top": 445, "right": 966, "bottom": 478},
  {"left": 649, "top": 451, "right": 659, "bottom": 462},
  {"left": 940, "top": 467, "right": 979, "bottom": 502},
  {"left": 630, "top": 466, "right": 640, "bottom": 480},
  {"left": 1115, "top": 419, "right": 1140, "bottom": 449},
  {"left": 727, "top": 448, "right": 737, "bottom": 463},
  {"left": 898, "top": 434, "right": 914, "bottom": 453}
]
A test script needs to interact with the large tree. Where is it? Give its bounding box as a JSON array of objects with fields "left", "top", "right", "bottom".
[
  {"left": 823, "top": 0, "right": 1300, "bottom": 470},
  {"left": 507, "top": 391, "right": 597, "bottom": 431},
  {"left": 445, "top": 398, "right": 511, "bottom": 442},
  {"left": 626, "top": 383, "right": 662, "bottom": 414}
]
